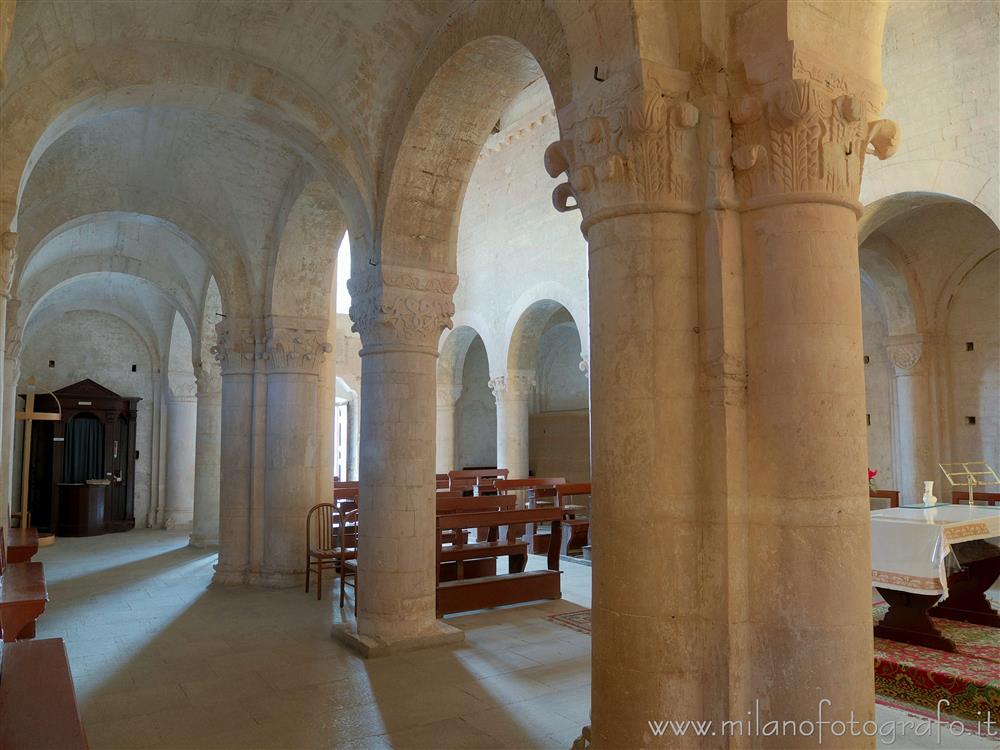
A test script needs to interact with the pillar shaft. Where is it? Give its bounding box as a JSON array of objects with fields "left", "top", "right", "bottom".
[
  {"left": 490, "top": 372, "right": 535, "bottom": 478},
  {"left": 335, "top": 266, "right": 463, "bottom": 655},
  {"left": 435, "top": 385, "right": 461, "bottom": 473},
  {"left": 258, "top": 316, "right": 330, "bottom": 587},
  {"left": 190, "top": 378, "right": 221, "bottom": 548},
  {"left": 212, "top": 318, "right": 256, "bottom": 584},
  {"left": 887, "top": 336, "right": 933, "bottom": 501},
  {"left": 163, "top": 391, "right": 197, "bottom": 529}
]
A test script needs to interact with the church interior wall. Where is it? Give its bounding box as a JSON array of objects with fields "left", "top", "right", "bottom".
[
  {"left": 862, "top": 283, "right": 897, "bottom": 490},
  {"left": 15, "top": 310, "right": 155, "bottom": 524},
  {"left": 455, "top": 335, "right": 497, "bottom": 469}
]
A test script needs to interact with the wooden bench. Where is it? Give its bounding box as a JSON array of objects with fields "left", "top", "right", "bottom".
[
  {"left": 0, "top": 529, "right": 48, "bottom": 642},
  {"left": 5, "top": 527, "right": 39, "bottom": 564},
  {"left": 0, "top": 639, "right": 89, "bottom": 749},
  {"left": 556, "top": 483, "right": 591, "bottom": 557},
  {"left": 436, "top": 508, "right": 562, "bottom": 616},
  {"left": 448, "top": 468, "right": 509, "bottom": 495},
  {"left": 952, "top": 491, "right": 999, "bottom": 506},
  {"left": 437, "top": 495, "right": 523, "bottom": 580}
]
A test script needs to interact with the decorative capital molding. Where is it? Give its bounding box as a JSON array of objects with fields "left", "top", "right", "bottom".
[
  {"left": 886, "top": 335, "right": 923, "bottom": 372},
  {"left": 212, "top": 317, "right": 257, "bottom": 375},
  {"left": 545, "top": 67, "right": 701, "bottom": 235},
  {"left": 348, "top": 265, "right": 458, "bottom": 353},
  {"left": 488, "top": 372, "right": 537, "bottom": 401},
  {"left": 262, "top": 316, "right": 331, "bottom": 375},
  {"left": 730, "top": 69, "right": 899, "bottom": 211},
  {"left": 193, "top": 360, "right": 222, "bottom": 396},
  {"left": 1, "top": 232, "right": 16, "bottom": 298},
  {"left": 436, "top": 384, "right": 464, "bottom": 408},
  {"left": 5, "top": 319, "right": 21, "bottom": 362}
]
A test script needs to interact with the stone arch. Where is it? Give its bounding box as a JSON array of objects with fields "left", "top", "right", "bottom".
[
  {"left": 376, "top": 1, "right": 572, "bottom": 274},
  {"left": 500, "top": 284, "right": 587, "bottom": 375},
  {"left": 266, "top": 173, "right": 346, "bottom": 322},
  {"left": 14, "top": 195, "right": 251, "bottom": 317},
  {"left": 506, "top": 298, "right": 584, "bottom": 375},
  {"left": 438, "top": 324, "right": 491, "bottom": 390},
  {"left": 2, "top": 40, "right": 371, "bottom": 238}
]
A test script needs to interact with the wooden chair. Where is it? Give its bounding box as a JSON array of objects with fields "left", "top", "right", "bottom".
[
  {"left": 305, "top": 503, "right": 339, "bottom": 600},
  {"left": 338, "top": 508, "right": 359, "bottom": 612},
  {"left": 869, "top": 490, "right": 900, "bottom": 509},
  {"left": 952, "top": 491, "right": 999, "bottom": 506}
]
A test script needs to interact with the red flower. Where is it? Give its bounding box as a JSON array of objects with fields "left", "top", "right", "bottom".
[{"left": 869, "top": 469, "right": 879, "bottom": 481}]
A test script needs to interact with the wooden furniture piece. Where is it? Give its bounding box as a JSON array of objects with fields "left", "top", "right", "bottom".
[
  {"left": 338, "top": 509, "right": 359, "bottom": 612},
  {"left": 305, "top": 503, "right": 340, "bottom": 600},
  {"left": 436, "top": 508, "right": 563, "bottom": 617},
  {"left": 436, "top": 473, "right": 451, "bottom": 490},
  {"left": 436, "top": 495, "right": 521, "bottom": 581},
  {"left": 0, "top": 530, "right": 48, "bottom": 642},
  {"left": 20, "top": 379, "right": 139, "bottom": 535},
  {"left": 57, "top": 483, "right": 107, "bottom": 536},
  {"left": 5, "top": 527, "right": 38, "bottom": 564},
  {"left": 333, "top": 485, "right": 360, "bottom": 503},
  {"left": 556, "top": 483, "right": 591, "bottom": 557},
  {"left": 0, "top": 638, "right": 89, "bottom": 750},
  {"left": 952, "top": 491, "right": 999, "bottom": 506},
  {"left": 448, "top": 468, "right": 509, "bottom": 495},
  {"left": 869, "top": 489, "right": 900, "bottom": 509}
]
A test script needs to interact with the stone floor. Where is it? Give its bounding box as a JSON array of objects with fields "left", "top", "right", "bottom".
[{"left": 32, "top": 530, "right": 999, "bottom": 749}]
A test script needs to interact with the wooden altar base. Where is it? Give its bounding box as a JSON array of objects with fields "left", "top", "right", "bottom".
[{"left": 874, "top": 588, "right": 957, "bottom": 652}]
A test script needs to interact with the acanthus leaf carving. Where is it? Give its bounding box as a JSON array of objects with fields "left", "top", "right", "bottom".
[
  {"left": 212, "top": 317, "right": 257, "bottom": 375},
  {"left": 488, "top": 372, "right": 537, "bottom": 400},
  {"left": 262, "top": 317, "right": 331, "bottom": 374}
]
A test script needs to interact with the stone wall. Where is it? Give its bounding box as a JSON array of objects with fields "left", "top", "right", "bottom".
[
  {"left": 862, "top": 287, "right": 896, "bottom": 489},
  {"left": 16, "top": 311, "right": 155, "bottom": 523},
  {"left": 456, "top": 336, "right": 496, "bottom": 469}
]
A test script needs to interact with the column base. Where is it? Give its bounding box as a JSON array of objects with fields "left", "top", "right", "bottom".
[
  {"left": 211, "top": 567, "right": 247, "bottom": 585},
  {"left": 332, "top": 620, "right": 464, "bottom": 658},
  {"left": 188, "top": 533, "right": 219, "bottom": 549},
  {"left": 248, "top": 569, "right": 306, "bottom": 588}
]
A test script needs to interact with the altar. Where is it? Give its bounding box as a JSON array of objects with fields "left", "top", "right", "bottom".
[{"left": 871, "top": 505, "right": 1000, "bottom": 651}]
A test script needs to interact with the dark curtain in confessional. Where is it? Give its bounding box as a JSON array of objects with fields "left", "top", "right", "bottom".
[{"left": 63, "top": 414, "right": 104, "bottom": 483}]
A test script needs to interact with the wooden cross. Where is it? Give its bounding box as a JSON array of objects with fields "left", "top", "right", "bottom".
[{"left": 14, "top": 377, "right": 61, "bottom": 529}]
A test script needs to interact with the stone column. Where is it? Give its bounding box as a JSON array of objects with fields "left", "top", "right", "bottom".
[
  {"left": 257, "top": 316, "right": 331, "bottom": 587},
  {"left": 730, "top": 60, "right": 898, "bottom": 742},
  {"left": 886, "top": 335, "right": 933, "bottom": 501},
  {"left": 489, "top": 371, "right": 535, "bottom": 478},
  {"left": 211, "top": 318, "right": 257, "bottom": 584},
  {"left": 333, "top": 265, "right": 464, "bottom": 656},
  {"left": 163, "top": 379, "right": 197, "bottom": 529},
  {"left": 190, "top": 365, "right": 222, "bottom": 548},
  {"left": 0, "top": 235, "right": 14, "bottom": 526},
  {"left": 435, "top": 384, "right": 462, "bottom": 473},
  {"left": 546, "top": 74, "right": 707, "bottom": 745}
]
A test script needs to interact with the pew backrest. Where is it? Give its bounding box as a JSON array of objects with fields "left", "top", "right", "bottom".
[{"left": 951, "top": 490, "right": 999, "bottom": 506}]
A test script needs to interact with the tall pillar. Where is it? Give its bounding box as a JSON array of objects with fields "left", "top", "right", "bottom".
[
  {"left": 190, "top": 365, "right": 222, "bottom": 547},
  {"left": 163, "top": 380, "right": 197, "bottom": 529},
  {"left": 546, "top": 75, "right": 706, "bottom": 745},
  {"left": 730, "top": 50, "right": 898, "bottom": 743},
  {"left": 886, "top": 335, "right": 933, "bottom": 501},
  {"left": 0, "top": 235, "right": 15, "bottom": 526},
  {"left": 435, "top": 384, "right": 462, "bottom": 473},
  {"left": 257, "top": 316, "right": 330, "bottom": 587},
  {"left": 489, "top": 371, "right": 535, "bottom": 477},
  {"left": 334, "top": 266, "right": 464, "bottom": 656},
  {"left": 211, "top": 318, "right": 257, "bottom": 584}
]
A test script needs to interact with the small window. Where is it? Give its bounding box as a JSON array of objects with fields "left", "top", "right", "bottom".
[
  {"left": 131, "top": 364, "right": 137, "bottom": 372},
  {"left": 863, "top": 355, "right": 870, "bottom": 364},
  {"left": 48, "top": 360, "right": 55, "bottom": 368},
  {"left": 866, "top": 414, "right": 871, "bottom": 426},
  {"left": 966, "top": 342, "right": 974, "bottom": 351},
  {"left": 966, "top": 416, "right": 977, "bottom": 425}
]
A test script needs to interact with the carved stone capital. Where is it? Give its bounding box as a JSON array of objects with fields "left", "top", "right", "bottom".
[
  {"left": 1, "top": 232, "right": 16, "bottom": 299},
  {"left": 545, "top": 65, "right": 701, "bottom": 235},
  {"left": 5, "top": 315, "right": 21, "bottom": 362},
  {"left": 437, "top": 384, "right": 464, "bottom": 408},
  {"left": 348, "top": 265, "right": 458, "bottom": 354},
  {"left": 489, "top": 372, "right": 537, "bottom": 401},
  {"left": 886, "top": 335, "right": 923, "bottom": 373},
  {"left": 193, "top": 360, "right": 222, "bottom": 396},
  {"left": 212, "top": 317, "right": 257, "bottom": 375},
  {"left": 262, "top": 316, "right": 331, "bottom": 375},
  {"left": 730, "top": 70, "right": 898, "bottom": 210}
]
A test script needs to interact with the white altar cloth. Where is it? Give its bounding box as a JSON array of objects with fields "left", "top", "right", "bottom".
[{"left": 871, "top": 505, "right": 1000, "bottom": 597}]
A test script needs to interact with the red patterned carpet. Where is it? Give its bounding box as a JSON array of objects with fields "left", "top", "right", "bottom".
[{"left": 548, "top": 606, "right": 1000, "bottom": 727}]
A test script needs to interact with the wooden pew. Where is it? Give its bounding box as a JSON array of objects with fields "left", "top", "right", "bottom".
[
  {"left": 5, "top": 527, "right": 39, "bottom": 564},
  {"left": 869, "top": 490, "right": 900, "bottom": 509},
  {"left": 556, "top": 483, "right": 592, "bottom": 557},
  {"left": 436, "top": 507, "right": 563, "bottom": 617},
  {"left": 437, "top": 495, "right": 522, "bottom": 580},
  {"left": 436, "top": 473, "right": 451, "bottom": 490},
  {"left": 0, "top": 529, "right": 48, "bottom": 642},
  {"left": 0, "top": 639, "right": 89, "bottom": 749},
  {"left": 952, "top": 491, "right": 999, "bottom": 506},
  {"left": 494, "top": 478, "right": 566, "bottom": 541},
  {"left": 448, "top": 468, "right": 509, "bottom": 495}
]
